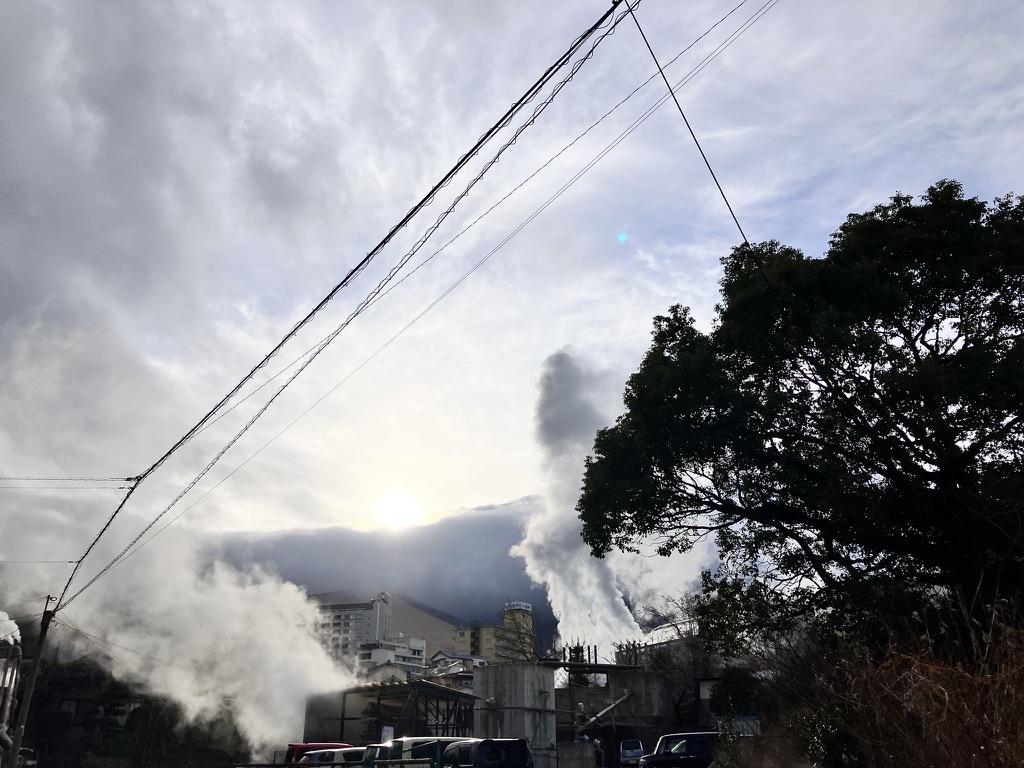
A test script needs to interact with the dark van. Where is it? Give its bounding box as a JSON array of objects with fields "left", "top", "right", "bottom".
[{"left": 441, "top": 739, "right": 533, "bottom": 768}]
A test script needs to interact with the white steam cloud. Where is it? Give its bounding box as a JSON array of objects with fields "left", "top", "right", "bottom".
[
  {"left": 1, "top": 612, "right": 19, "bottom": 645},
  {"left": 513, "top": 350, "right": 642, "bottom": 653},
  {"left": 2, "top": 521, "right": 353, "bottom": 757},
  {"left": 513, "top": 349, "right": 713, "bottom": 654}
]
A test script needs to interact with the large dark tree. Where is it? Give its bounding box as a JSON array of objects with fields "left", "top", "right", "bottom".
[{"left": 578, "top": 180, "right": 1024, "bottom": 647}]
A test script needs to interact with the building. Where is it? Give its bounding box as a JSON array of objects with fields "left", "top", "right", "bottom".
[
  {"left": 312, "top": 590, "right": 394, "bottom": 661},
  {"left": 452, "top": 602, "right": 535, "bottom": 663},
  {"left": 425, "top": 650, "right": 488, "bottom": 693},
  {"left": 357, "top": 636, "right": 426, "bottom": 678},
  {"left": 304, "top": 679, "right": 476, "bottom": 744}
]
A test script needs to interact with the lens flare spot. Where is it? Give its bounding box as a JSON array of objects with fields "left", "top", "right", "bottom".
[{"left": 618, "top": 232, "right": 628, "bottom": 243}]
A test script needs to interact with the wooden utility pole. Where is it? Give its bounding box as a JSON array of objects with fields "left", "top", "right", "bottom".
[{"left": 5, "top": 604, "right": 53, "bottom": 768}]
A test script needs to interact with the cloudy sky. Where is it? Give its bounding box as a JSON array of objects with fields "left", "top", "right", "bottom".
[{"left": 2, "top": 0, "right": 1022, "bottom": 753}]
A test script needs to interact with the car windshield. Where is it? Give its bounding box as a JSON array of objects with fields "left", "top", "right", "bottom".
[
  {"left": 666, "top": 739, "right": 688, "bottom": 754},
  {"left": 663, "top": 736, "right": 714, "bottom": 756}
]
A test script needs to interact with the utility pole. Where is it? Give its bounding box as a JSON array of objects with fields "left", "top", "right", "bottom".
[{"left": 5, "top": 602, "right": 53, "bottom": 768}]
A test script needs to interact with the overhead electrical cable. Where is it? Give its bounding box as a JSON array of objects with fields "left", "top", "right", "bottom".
[
  {"left": 0, "top": 560, "right": 77, "bottom": 565},
  {"left": 625, "top": 0, "right": 749, "bottom": 244},
  {"left": 56, "top": 1, "right": 636, "bottom": 610},
  {"left": 107, "top": 0, "right": 781, "bottom": 567},
  {"left": 172, "top": 0, "right": 759, "bottom": 441},
  {"left": 0, "top": 589, "right": 56, "bottom": 603},
  {"left": 0, "top": 486, "right": 130, "bottom": 491},
  {"left": 140, "top": 0, "right": 628, "bottom": 482},
  {"left": 369, "top": 0, "right": 769, "bottom": 308},
  {"left": 76, "top": 0, "right": 778, "bottom": 573},
  {"left": 63, "top": 0, "right": 782, "bottom": 596},
  {"left": 55, "top": 615, "right": 202, "bottom": 673},
  {"left": 0, "top": 476, "right": 131, "bottom": 482}
]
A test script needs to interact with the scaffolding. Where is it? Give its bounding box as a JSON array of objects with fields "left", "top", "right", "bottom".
[{"left": 305, "top": 679, "right": 476, "bottom": 745}]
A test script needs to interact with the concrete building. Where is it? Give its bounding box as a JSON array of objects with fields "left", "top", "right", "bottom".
[
  {"left": 473, "top": 663, "right": 556, "bottom": 768},
  {"left": 358, "top": 636, "right": 426, "bottom": 678},
  {"left": 452, "top": 602, "right": 535, "bottom": 663},
  {"left": 425, "top": 651, "right": 489, "bottom": 693},
  {"left": 313, "top": 590, "right": 394, "bottom": 661}
]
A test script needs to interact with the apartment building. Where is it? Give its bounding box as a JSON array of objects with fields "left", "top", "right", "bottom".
[
  {"left": 312, "top": 590, "right": 394, "bottom": 661},
  {"left": 451, "top": 601, "right": 535, "bottom": 663},
  {"left": 357, "top": 635, "right": 427, "bottom": 677}
]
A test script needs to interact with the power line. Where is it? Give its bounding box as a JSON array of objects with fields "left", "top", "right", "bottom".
[
  {"left": 125, "top": 0, "right": 761, "bottom": 456},
  {"left": 0, "top": 487, "right": 124, "bottom": 491},
  {"left": 0, "top": 476, "right": 132, "bottom": 482},
  {"left": 55, "top": 0, "right": 779, "bottom": 603},
  {"left": 176, "top": 0, "right": 763, "bottom": 435},
  {"left": 56, "top": 1, "right": 635, "bottom": 610},
  {"left": 137, "top": 0, "right": 629, "bottom": 486},
  {"left": 0, "top": 589, "right": 57, "bottom": 603},
  {"left": 0, "top": 561, "right": 77, "bottom": 565},
  {"left": 625, "top": 0, "right": 749, "bottom": 245},
  {"left": 55, "top": 615, "right": 202, "bottom": 673},
  {"left": 83, "top": 0, "right": 780, "bottom": 568}
]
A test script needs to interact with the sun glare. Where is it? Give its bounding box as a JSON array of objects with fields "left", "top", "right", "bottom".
[{"left": 374, "top": 489, "right": 424, "bottom": 529}]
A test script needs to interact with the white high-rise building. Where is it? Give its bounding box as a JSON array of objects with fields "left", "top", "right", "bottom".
[{"left": 312, "top": 590, "right": 393, "bottom": 661}]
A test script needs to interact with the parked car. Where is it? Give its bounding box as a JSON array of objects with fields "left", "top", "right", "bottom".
[
  {"left": 300, "top": 747, "right": 367, "bottom": 764},
  {"left": 286, "top": 743, "right": 353, "bottom": 763},
  {"left": 361, "top": 742, "right": 391, "bottom": 768},
  {"left": 392, "top": 737, "right": 472, "bottom": 767},
  {"left": 441, "top": 738, "right": 533, "bottom": 768},
  {"left": 619, "top": 739, "right": 644, "bottom": 767},
  {"left": 638, "top": 733, "right": 717, "bottom": 768}
]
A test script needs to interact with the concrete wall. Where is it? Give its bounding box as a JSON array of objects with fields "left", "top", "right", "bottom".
[
  {"left": 557, "top": 742, "right": 598, "bottom": 768},
  {"left": 555, "top": 671, "right": 675, "bottom": 763},
  {"left": 474, "top": 665, "right": 556, "bottom": 768},
  {"left": 556, "top": 672, "right": 673, "bottom": 731}
]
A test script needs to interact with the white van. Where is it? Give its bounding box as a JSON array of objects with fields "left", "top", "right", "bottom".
[{"left": 388, "top": 737, "right": 470, "bottom": 768}]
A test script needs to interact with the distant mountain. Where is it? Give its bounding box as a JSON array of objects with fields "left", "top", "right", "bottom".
[
  {"left": 394, "top": 592, "right": 471, "bottom": 629},
  {"left": 389, "top": 593, "right": 470, "bottom": 658},
  {"left": 216, "top": 497, "right": 558, "bottom": 641}
]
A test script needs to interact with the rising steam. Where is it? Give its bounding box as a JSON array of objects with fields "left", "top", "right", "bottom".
[{"left": 512, "top": 350, "right": 642, "bottom": 654}]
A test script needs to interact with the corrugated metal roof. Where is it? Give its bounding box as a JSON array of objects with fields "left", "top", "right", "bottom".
[{"left": 338, "top": 677, "right": 478, "bottom": 701}]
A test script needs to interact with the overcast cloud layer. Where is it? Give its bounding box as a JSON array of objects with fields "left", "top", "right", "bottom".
[{"left": 2, "top": 0, "right": 1023, "bottom": 753}]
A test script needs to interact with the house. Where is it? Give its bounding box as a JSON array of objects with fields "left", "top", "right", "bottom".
[{"left": 424, "top": 651, "right": 488, "bottom": 693}]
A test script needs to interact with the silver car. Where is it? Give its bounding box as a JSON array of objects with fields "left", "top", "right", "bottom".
[{"left": 619, "top": 739, "right": 644, "bottom": 767}]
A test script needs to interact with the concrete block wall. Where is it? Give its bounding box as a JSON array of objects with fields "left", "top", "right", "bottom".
[{"left": 474, "top": 664, "right": 557, "bottom": 768}]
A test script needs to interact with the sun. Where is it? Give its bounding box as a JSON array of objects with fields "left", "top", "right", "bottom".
[{"left": 374, "top": 489, "right": 424, "bottom": 529}]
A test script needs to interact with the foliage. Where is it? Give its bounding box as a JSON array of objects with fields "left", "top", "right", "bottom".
[
  {"left": 709, "top": 667, "right": 760, "bottom": 717},
  {"left": 577, "top": 180, "right": 1024, "bottom": 649},
  {"left": 829, "top": 596, "right": 1024, "bottom": 767},
  {"left": 29, "top": 655, "right": 249, "bottom": 768},
  {"left": 86, "top": 698, "right": 249, "bottom": 767}
]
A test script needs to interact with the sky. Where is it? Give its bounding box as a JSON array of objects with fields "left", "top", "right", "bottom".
[{"left": 1, "top": 0, "right": 1023, "bottom": 755}]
